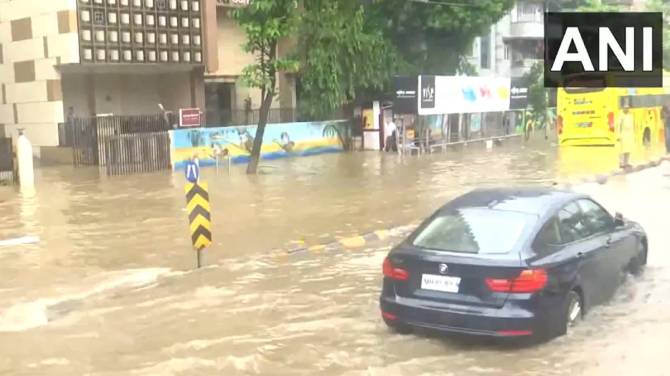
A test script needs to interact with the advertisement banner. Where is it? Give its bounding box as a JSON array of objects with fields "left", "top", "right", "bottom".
[
  {"left": 393, "top": 76, "right": 418, "bottom": 114},
  {"left": 509, "top": 77, "right": 529, "bottom": 110},
  {"left": 418, "top": 76, "right": 511, "bottom": 115}
]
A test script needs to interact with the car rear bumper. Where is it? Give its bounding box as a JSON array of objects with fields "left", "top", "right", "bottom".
[
  {"left": 380, "top": 294, "right": 547, "bottom": 337},
  {"left": 559, "top": 136, "right": 616, "bottom": 146}
]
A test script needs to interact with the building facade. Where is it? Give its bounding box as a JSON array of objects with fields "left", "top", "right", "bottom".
[
  {"left": 0, "top": 0, "right": 211, "bottom": 152},
  {"left": 0, "top": 0, "right": 296, "bottom": 153},
  {"left": 205, "top": 0, "right": 296, "bottom": 127},
  {"left": 468, "top": 0, "right": 543, "bottom": 80}
]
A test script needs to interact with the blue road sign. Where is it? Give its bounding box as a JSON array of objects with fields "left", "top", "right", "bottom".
[{"left": 185, "top": 160, "right": 200, "bottom": 183}]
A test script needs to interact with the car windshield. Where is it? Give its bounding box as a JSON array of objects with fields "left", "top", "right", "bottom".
[{"left": 412, "top": 208, "right": 536, "bottom": 254}]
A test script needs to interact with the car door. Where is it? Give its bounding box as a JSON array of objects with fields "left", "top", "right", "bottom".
[
  {"left": 555, "top": 201, "right": 614, "bottom": 308},
  {"left": 577, "top": 199, "right": 634, "bottom": 292}
]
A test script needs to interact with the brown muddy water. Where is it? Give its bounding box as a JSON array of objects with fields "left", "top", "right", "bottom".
[{"left": 0, "top": 138, "right": 668, "bottom": 375}]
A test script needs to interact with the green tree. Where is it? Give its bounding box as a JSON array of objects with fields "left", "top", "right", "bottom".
[
  {"left": 525, "top": 62, "right": 547, "bottom": 126},
  {"left": 296, "top": 0, "right": 515, "bottom": 117},
  {"left": 366, "top": 0, "right": 515, "bottom": 75},
  {"left": 647, "top": 0, "right": 670, "bottom": 70},
  {"left": 234, "top": 0, "right": 299, "bottom": 174},
  {"left": 297, "top": 0, "right": 400, "bottom": 118}
]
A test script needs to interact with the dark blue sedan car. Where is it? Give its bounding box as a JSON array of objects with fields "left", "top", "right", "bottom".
[{"left": 380, "top": 188, "right": 647, "bottom": 340}]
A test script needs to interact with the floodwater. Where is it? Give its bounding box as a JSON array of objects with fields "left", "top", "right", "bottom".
[{"left": 0, "top": 137, "right": 668, "bottom": 375}]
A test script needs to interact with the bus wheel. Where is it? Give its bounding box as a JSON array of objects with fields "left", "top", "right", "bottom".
[{"left": 643, "top": 128, "right": 651, "bottom": 146}]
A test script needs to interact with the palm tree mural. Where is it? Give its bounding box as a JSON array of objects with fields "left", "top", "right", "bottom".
[{"left": 322, "top": 121, "right": 352, "bottom": 150}]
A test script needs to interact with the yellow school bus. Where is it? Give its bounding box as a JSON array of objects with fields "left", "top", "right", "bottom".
[{"left": 557, "top": 75, "right": 670, "bottom": 147}]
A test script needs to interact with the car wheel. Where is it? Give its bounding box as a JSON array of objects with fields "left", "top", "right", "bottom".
[
  {"left": 563, "top": 290, "right": 583, "bottom": 333},
  {"left": 629, "top": 242, "right": 648, "bottom": 276},
  {"left": 383, "top": 318, "right": 412, "bottom": 335}
]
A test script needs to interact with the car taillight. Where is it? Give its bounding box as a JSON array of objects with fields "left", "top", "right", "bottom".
[
  {"left": 557, "top": 115, "right": 563, "bottom": 135},
  {"left": 608, "top": 112, "right": 615, "bottom": 132},
  {"left": 485, "top": 269, "right": 547, "bottom": 293},
  {"left": 383, "top": 257, "right": 409, "bottom": 281}
]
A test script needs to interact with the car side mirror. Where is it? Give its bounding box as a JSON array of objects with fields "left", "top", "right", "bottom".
[{"left": 613, "top": 212, "right": 625, "bottom": 227}]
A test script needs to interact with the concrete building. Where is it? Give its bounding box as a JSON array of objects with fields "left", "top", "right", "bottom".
[
  {"left": 468, "top": 0, "right": 543, "bottom": 80},
  {"left": 0, "top": 0, "right": 296, "bottom": 154},
  {"left": 0, "top": 0, "right": 210, "bottom": 153},
  {"left": 205, "top": 0, "right": 296, "bottom": 126},
  {"left": 468, "top": 0, "right": 649, "bottom": 79}
]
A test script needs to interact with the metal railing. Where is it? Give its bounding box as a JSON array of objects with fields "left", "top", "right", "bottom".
[
  {"left": 65, "top": 114, "right": 173, "bottom": 167},
  {"left": 105, "top": 132, "right": 171, "bottom": 176},
  {"left": 0, "top": 138, "right": 13, "bottom": 183}
]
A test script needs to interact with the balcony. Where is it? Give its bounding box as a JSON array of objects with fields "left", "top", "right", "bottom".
[{"left": 508, "top": 20, "right": 543, "bottom": 40}]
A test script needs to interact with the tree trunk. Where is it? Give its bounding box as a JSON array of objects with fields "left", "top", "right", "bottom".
[{"left": 246, "top": 91, "right": 274, "bottom": 174}]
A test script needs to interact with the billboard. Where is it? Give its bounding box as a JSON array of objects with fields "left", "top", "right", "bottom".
[
  {"left": 418, "top": 76, "right": 511, "bottom": 115},
  {"left": 509, "top": 77, "right": 529, "bottom": 110},
  {"left": 393, "top": 76, "right": 418, "bottom": 114}
]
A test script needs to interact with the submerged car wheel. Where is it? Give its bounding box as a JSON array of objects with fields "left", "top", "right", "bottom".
[
  {"left": 564, "top": 290, "right": 583, "bottom": 333},
  {"left": 629, "top": 241, "right": 648, "bottom": 276},
  {"left": 383, "top": 318, "right": 412, "bottom": 335}
]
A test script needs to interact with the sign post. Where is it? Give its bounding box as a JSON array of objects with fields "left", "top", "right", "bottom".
[
  {"left": 179, "top": 108, "right": 202, "bottom": 128},
  {"left": 184, "top": 159, "right": 211, "bottom": 268}
]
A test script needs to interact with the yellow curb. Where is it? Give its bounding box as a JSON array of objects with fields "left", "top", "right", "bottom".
[
  {"left": 339, "top": 236, "right": 366, "bottom": 248},
  {"left": 374, "top": 230, "right": 390, "bottom": 240},
  {"left": 308, "top": 244, "right": 327, "bottom": 253}
]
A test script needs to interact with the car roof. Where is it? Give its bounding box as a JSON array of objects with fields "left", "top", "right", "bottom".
[{"left": 443, "top": 187, "right": 587, "bottom": 217}]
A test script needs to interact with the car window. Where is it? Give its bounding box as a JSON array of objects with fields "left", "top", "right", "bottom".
[
  {"left": 577, "top": 199, "right": 613, "bottom": 235},
  {"left": 534, "top": 216, "right": 562, "bottom": 253},
  {"left": 412, "top": 208, "right": 536, "bottom": 254},
  {"left": 557, "top": 202, "right": 590, "bottom": 243}
]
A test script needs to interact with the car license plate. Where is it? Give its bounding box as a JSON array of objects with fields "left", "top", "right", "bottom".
[
  {"left": 421, "top": 274, "right": 461, "bottom": 293},
  {"left": 577, "top": 122, "right": 592, "bottom": 128}
]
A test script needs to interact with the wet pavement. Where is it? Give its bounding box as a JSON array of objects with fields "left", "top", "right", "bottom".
[{"left": 0, "top": 137, "right": 668, "bottom": 375}]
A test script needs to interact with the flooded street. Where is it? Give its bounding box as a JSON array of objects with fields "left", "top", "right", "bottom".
[{"left": 0, "top": 139, "right": 668, "bottom": 375}]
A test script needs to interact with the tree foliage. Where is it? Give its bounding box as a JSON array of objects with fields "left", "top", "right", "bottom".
[
  {"left": 647, "top": 0, "right": 670, "bottom": 70},
  {"left": 295, "top": 0, "right": 515, "bottom": 116},
  {"left": 297, "top": 0, "right": 399, "bottom": 117},
  {"left": 234, "top": 0, "right": 299, "bottom": 174},
  {"left": 525, "top": 62, "right": 547, "bottom": 123}
]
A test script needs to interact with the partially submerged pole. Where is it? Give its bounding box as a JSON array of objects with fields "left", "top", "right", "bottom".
[{"left": 16, "top": 129, "right": 34, "bottom": 188}]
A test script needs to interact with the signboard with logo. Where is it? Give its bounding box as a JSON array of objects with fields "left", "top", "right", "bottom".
[
  {"left": 179, "top": 108, "right": 202, "bottom": 128},
  {"left": 419, "top": 75, "right": 436, "bottom": 110},
  {"left": 418, "top": 76, "right": 511, "bottom": 115},
  {"left": 393, "top": 76, "right": 418, "bottom": 114},
  {"left": 509, "top": 77, "right": 529, "bottom": 110}
]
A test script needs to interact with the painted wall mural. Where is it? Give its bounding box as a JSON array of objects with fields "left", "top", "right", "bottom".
[{"left": 170, "top": 120, "right": 350, "bottom": 169}]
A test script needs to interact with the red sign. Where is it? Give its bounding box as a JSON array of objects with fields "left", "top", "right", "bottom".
[{"left": 179, "top": 108, "right": 202, "bottom": 128}]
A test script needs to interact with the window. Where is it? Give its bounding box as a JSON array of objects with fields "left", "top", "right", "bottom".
[
  {"left": 534, "top": 217, "right": 561, "bottom": 251},
  {"left": 411, "top": 208, "right": 535, "bottom": 254},
  {"left": 504, "top": 44, "right": 510, "bottom": 60},
  {"left": 557, "top": 202, "right": 589, "bottom": 243},
  {"left": 93, "top": 11, "right": 104, "bottom": 24},
  {"left": 577, "top": 199, "right": 613, "bottom": 235}
]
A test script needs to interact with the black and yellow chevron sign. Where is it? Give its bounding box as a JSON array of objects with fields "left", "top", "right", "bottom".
[{"left": 184, "top": 182, "right": 212, "bottom": 250}]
